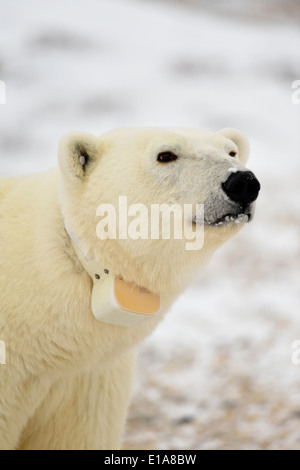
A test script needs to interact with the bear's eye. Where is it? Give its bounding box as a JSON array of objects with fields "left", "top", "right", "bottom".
[
  {"left": 157, "top": 151, "right": 178, "bottom": 163},
  {"left": 229, "top": 151, "right": 237, "bottom": 157}
]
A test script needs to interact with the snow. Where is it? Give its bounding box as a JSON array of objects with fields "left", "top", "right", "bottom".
[{"left": 0, "top": 0, "right": 300, "bottom": 450}]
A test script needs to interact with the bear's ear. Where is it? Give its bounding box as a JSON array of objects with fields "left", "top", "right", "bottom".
[
  {"left": 218, "top": 128, "right": 249, "bottom": 165},
  {"left": 58, "top": 131, "right": 100, "bottom": 181}
]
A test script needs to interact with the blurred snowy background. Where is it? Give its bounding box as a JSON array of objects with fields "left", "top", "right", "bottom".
[{"left": 1, "top": 0, "right": 300, "bottom": 450}]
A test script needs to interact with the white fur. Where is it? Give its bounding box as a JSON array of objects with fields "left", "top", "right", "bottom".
[{"left": 0, "top": 127, "right": 251, "bottom": 450}]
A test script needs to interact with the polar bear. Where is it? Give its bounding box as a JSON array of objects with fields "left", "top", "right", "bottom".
[{"left": 0, "top": 127, "right": 260, "bottom": 450}]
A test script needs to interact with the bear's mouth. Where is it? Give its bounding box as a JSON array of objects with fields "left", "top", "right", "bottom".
[
  {"left": 192, "top": 203, "right": 254, "bottom": 227},
  {"left": 205, "top": 212, "right": 251, "bottom": 226}
]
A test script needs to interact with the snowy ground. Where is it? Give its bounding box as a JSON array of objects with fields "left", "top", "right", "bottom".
[{"left": 1, "top": 0, "right": 300, "bottom": 450}]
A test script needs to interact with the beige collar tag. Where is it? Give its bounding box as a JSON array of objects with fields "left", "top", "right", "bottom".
[{"left": 66, "top": 227, "right": 160, "bottom": 327}]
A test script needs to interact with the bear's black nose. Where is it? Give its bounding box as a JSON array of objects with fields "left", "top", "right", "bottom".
[{"left": 222, "top": 171, "right": 260, "bottom": 205}]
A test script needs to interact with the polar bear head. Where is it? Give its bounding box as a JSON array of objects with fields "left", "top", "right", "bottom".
[{"left": 58, "top": 127, "right": 260, "bottom": 297}]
